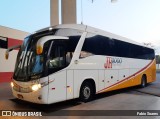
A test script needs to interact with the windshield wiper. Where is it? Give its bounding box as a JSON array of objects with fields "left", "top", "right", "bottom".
[
  {"left": 14, "top": 55, "right": 23, "bottom": 80},
  {"left": 26, "top": 51, "right": 33, "bottom": 80},
  {"left": 30, "top": 73, "right": 41, "bottom": 80}
]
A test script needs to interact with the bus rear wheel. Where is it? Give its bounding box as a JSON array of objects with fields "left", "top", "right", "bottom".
[
  {"left": 140, "top": 75, "right": 147, "bottom": 88},
  {"left": 80, "top": 82, "right": 94, "bottom": 102}
]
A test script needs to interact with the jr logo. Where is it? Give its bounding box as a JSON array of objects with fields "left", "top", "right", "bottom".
[
  {"left": 104, "top": 57, "right": 112, "bottom": 68},
  {"left": 104, "top": 57, "right": 122, "bottom": 69}
]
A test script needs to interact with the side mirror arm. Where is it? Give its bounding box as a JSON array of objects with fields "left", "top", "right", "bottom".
[{"left": 5, "top": 45, "right": 21, "bottom": 60}]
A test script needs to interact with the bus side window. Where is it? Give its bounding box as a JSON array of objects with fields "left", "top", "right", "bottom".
[
  {"left": 79, "top": 34, "right": 95, "bottom": 59},
  {"left": 79, "top": 51, "right": 93, "bottom": 58}
]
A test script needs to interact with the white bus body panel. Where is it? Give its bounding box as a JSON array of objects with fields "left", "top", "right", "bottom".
[
  {"left": 67, "top": 70, "right": 74, "bottom": 100},
  {"left": 98, "top": 70, "right": 105, "bottom": 91},
  {"left": 48, "top": 70, "right": 66, "bottom": 104},
  {"left": 105, "top": 70, "right": 118, "bottom": 88}
]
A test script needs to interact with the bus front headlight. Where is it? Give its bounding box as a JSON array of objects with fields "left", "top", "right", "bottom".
[
  {"left": 11, "top": 82, "right": 14, "bottom": 87},
  {"left": 31, "top": 84, "right": 41, "bottom": 91}
]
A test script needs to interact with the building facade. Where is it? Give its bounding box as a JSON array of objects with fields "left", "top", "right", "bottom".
[{"left": 0, "top": 26, "right": 29, "bottom": 82}]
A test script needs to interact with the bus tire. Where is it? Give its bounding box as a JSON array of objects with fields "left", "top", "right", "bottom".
[
  {"left": 80, "top": 82, "right": 94, "bottom": 102},
  {"left": 140, "top": 75, "right": 147, "bottom": 88}
]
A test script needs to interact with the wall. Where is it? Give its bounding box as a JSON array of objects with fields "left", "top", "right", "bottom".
[{"left": 0, "top": 26, "right": 29, "bottom": 82}]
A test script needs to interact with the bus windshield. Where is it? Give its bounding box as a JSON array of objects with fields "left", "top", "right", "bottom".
[{"left": 13, "top": 36, "right": 44, "bottom": 81}]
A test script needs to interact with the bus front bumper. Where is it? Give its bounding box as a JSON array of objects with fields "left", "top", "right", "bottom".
[{"left": 12, "top": 87, "right": 48, "bottom": 104}]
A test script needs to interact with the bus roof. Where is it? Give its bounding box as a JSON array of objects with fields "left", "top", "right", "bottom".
[{"left": 34, "top": 24, "right": 153, "bottom": 49}]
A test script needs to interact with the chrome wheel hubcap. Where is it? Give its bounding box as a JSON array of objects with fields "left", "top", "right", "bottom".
[{"left": 83, "top": 87, "right": 90, "bottom": 99}]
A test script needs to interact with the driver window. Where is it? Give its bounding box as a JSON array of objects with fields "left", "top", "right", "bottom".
[
  {"left": 49, "top": 45, "right": 66, "bottom": 68},
  {"left": 47, "top": 40, "right": 74, "bottom": 76}
]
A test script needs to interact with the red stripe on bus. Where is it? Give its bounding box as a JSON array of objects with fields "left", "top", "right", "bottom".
[
  {"left": 0, "top": 72, "right": 13, "bottom": 83},
  {"left": 97, "top": 60, "right": 154, "bottom": 93},
  {"left": 8, "top": 38, "right": 23, "bottom": 50}
]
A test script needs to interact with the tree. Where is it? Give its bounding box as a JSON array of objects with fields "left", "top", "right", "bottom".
[{"left": 143, "top": 43, "right": 154, "bottom": 48}]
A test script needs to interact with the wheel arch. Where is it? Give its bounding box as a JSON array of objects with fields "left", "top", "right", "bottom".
[
  {"left": 140, "top": 74, "right": 147, "bottom": 88},
  {"left": 142, "top": 74, "right": 147, "bottom": 82}
]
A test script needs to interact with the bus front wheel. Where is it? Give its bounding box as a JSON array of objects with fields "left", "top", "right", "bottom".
[{"left": 80, "top": 82, "right": 94, "bottom": 102}]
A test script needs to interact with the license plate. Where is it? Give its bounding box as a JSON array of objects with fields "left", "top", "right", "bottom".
[{"left": 17, "top": 94, "right": 23, "bottom": 99}]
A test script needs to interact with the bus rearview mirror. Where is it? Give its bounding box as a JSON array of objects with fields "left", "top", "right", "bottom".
[{"left": 5, "top": 52, "right": 9, "bottom": 60}]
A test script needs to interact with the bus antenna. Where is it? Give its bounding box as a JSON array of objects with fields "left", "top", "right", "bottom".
[{"left": 81, "top": 0, "right": 84, "bottom": 24}]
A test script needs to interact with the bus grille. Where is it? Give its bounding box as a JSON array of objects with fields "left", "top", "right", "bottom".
[{"left": 13, "top": 84, "right": 32, "bottom": 93}]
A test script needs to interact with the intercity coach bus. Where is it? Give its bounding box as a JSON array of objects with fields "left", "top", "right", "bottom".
[{"left": 5, "top": 24, "right": 156, "bottom": 104}]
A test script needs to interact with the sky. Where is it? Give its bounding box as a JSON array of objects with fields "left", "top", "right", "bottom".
[{"left": 0, "top": 0, "right": 160, "bottom": 54}]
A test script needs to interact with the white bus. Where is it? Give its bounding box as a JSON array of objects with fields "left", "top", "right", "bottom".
[{"left": 6, "top": 24, "right": 156, "bottom": 104}]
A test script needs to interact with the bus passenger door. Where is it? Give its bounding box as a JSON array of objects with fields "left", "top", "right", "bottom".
[
  {"left": 47, "top": 42, "right": 67, "bottom": 104},
  {"left": 48, "top": 71, "right": 66, "bottom": 103},
  {"left": 66, "top": 70, "right": 74, "bottom": 100}
]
